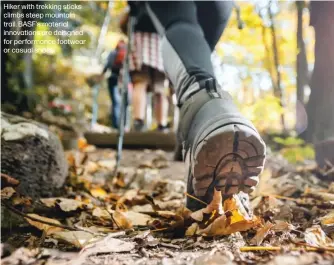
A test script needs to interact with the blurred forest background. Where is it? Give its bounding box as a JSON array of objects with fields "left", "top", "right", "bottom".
[{"left": 1, "top": 0, "right": 334, "bottom": 166}]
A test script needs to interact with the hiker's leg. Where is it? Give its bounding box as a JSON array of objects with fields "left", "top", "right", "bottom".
[
  {"left": 131, "top": 70, "right": 149, "bottom": 131},
  {"left": 145, "top": 1, "right": 215, "bottom": 104},
  {"left": 153, "top": 74, "right": 169, "bottom": 130},
  {"left": 145, "top": 1, "right": 266, "bottom": 210},
  {"left": 108, "top": 75, "right": 121, "bottom": 128},
  {"left": 196, "top": 1, "right": 233, "bottom": 51}
]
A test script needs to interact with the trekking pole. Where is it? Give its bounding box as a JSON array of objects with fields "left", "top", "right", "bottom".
[{"left": 112, "top": 15, "right": 136, "bottom": 178}]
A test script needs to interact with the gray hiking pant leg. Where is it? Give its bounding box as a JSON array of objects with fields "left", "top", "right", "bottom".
[{"left": 145, "top": 1, "right": 233, "bottom": 105}]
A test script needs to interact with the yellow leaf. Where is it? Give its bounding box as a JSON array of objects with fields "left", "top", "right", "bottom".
[
  {"left": 320, "top": 211, "right": 334, "bottom": 226},
  {"left": 90, "top": 187, "right": 107, "bottom": 199},
  {"left": 25, "top": 214, "right": 63, "bottom": 235},
  {"left": 185, "top": 223, "right": 199, "bottom": 237},
  {"left": 78, "top": 137, "right": 88, "bottom": 150},
  {"left": 200, "top": 213, "right": 260, "bottom": 236},
  {"left": 199, "top": 195, "right": 261, "bottom": 236}
]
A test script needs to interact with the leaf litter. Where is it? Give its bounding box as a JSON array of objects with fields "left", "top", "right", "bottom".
[{"left": 1, "top": 149, "right": 334, "bottom": 265}]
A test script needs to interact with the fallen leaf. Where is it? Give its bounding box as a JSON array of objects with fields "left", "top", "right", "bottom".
[
  {"left": 138, "top": 161, "right": 153, "bottom": 169},
  {"left": 117, "top": 189, "right": 138, "bottom": 205},
  {"left": 40, "top": 198, "right": 83, "bottom": 212},
  {"left": 112, "top": 211, "right": 132, "bottom": 229},
  {"left": 250, "top": 221, "right": 274, "bottom": 245},
  {"left": 113, "top": 172, "right": 126, "bottom": 188},
  {"left": 199, "top": 195, "right": 261, "bottom": 236},
  {"left": 67, "top": 152, "right": 76, "bottom": 168},
  {"left": 92, "top": 207, "right": 111, "bottom": 219},
  {"left": 122, "top": 211, "right": 153, "bottom": 226},
  {"left": 131, "top": 204, "right": 154, "bottom": 212},
  {"left": 78, "top": 137, "right": 89, "bottom": 151},
  {"left": 12, "top": 196, "right": 32, "bottom": 206},
  {"left": 319, "top": 211, "right": 334, "bottom": 234},
  {"left": 200, "top": 213, "right": 260, "bottom": 236},
  {"left": 190, "top": 189, "right": 223, "bottom": 222},
  {"left": 90, "top": 187, "right": 107, "bottom": 199},
  {"left": 97, "top": 160, "right": 116, "bottom": 170},
  {"left": 1, "top": 187, "right": 16, "bottom": 199},
  {"left": 25, "top": 214, "right": 63, "bottom": 235},
  {"left": 185, "top": 223, "right": 199, "bottom": 236},
  {"left": 272, "top": 220, "right": 295, "bottom": 232},
  {"left": 80, "top": 235, "right": 135, "bottom": 256},
  {"left": 52, "top": 231, "right": 95, "bottom": 248},
  {"left": 85, "top": 161, "right": 99, "bottom": 173},
  {"left": 304, "top": 225, "right": 334, "bottom": 247},
  {"left": 319, "top": 211, "right": 334, "bottom": 226},
  {"left": 156, "top": 210, "right": 179, "bottom": 219}
]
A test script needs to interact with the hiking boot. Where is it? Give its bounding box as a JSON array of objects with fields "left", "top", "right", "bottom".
[{"left": 179, "top": 80, "right": 266, "bottom": 211}]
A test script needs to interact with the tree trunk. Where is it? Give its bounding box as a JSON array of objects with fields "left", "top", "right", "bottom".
[
  {"left": 296, "top": 1, "right": 309, "bottom": 134},
  {"left": 306, "top": 1, "right": 334, "bottom": 166}
]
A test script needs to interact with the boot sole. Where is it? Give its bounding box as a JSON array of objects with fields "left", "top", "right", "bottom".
[{"left": 191, "top": 123, "right": 265, "bottom": 197}]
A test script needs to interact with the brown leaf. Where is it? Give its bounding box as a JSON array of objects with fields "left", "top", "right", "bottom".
[
  {"left": 121, "top": 211, "right": 152, "bottom": 226},
  {"left": 25, "top": 214, "right": 63, "bottom": 235},
  {"left": 40, "top": 198, "right": 84, "bottom": 212},
  {"left": 272, "top": 220, "right": 295, "bottom": 232},
  {"left": 250, "top": 221, "right": 274, "bottom": 245},
  {"left": 117, "top": 189, "right": 138, "bottom": 205},
  {"left": 112, "top": 211, "right": 132, "bottom": 229},
  {"left": 52, "top": 231, "right": 95, "bottom": 248}
]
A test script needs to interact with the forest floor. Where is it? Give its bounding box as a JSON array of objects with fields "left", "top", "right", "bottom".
[{"left": 1, "top": 145, "right": 334, "bottom": 265}]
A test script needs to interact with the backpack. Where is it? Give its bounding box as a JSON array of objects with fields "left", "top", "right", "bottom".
[{"left": 112, "top": 42, "right": 126, "bottom": 69}]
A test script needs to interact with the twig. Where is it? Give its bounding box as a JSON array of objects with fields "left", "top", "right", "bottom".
[
  {"left": 150, "top": 227, "right": 169, "bottom": 232},
  {"left": 184, "top": 192, "right": 208, "bottom": 206},
  {"left": 3, "top": 202, "right": 94, "bottom": 233},
  {"left": 260, "top": 193, "right": 302, "bottom": 202},
  {"left": 240, "top": 246, "right": 334, "bottom": 252}
]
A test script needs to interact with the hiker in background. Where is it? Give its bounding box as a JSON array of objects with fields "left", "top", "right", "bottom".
[
  {"left": 120, "top": 10, "right": 170, "bottom": 132},
  {"left": 100, "top": 40, "right": 127, "bottom": 129}
]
